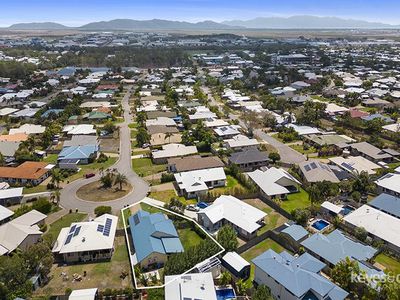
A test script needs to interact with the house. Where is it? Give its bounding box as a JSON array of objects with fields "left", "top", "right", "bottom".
[
  {"left": 0, "top": 141, "right": 20, "bottom": 159},
  {"left": 375, "top": 173, "right": 400, "bottom": 197},
  {"left": 0, "top": 205, "right": 14, "bottom": 225},
  {"left": 150, "top": 132, "right": 182, "bottom": 146},
  {"left": 228, "top": 149, "right": 269, "bottom": 171},
  {"left": 165, "top": 273, "right": 217, "bottom": 300},
  {"left": 58, "top": 145, "right": 99, "bottom": 165},
  {"left": 304, "top": 134, "right": 354, "bottom": 148},
  {"left": 152, "top": 143, "right": 198, "bottom": 164},
  {"left": 301, "top": 229, "right": 378, "bottom": 269},
  {"left": 63, "top": 135, "right": 98, "bottom": 148},
  {"left": 168, "top": 155, "right": 224, "bottom": 173},
  {"left": 52, "top": 214, "right": 117, "bottom": 263},
  {"left": 280, "top": 223, "right": 309, "bottom": 244},
  {"left": 0, "top": 133, "right": 28, "bottom": 142},
  {"left": 224, "top": 134, "right": 259, "bottom": 152},
  {"left": 348, "top": 142, "right": 394, "bottom": 163},
  {"left": 0, "top": 210, "right": 46, "bottom": 255},
  {"left": 213, "top": 125, "right": 241, "bottom": 139},
  {"left": 129, "top": 210, "right": 183, "bottom": 269},
  {"left": 188, "top": 106, "right": 217, "bottom": 122},
  {"left": 69, "top": 288, "right": 98, "bottom": 300},
  {"left": 0, "top": 187, "right": 23, "bottom": 206},
  {"left": 197, "top": 195, "right": 266, "bottom": 239},
  {"left": 247, "top": 167, "right": 300, "bottom": 200},
  {"left": 9, "top": 124, "right": 45, "bottom": 135},
  {"left": 328, "top": 156, "right": 381, "bottom": 175},
  {"left": 252, "top": 249, "right": 348, "bottom": 300},
  {"left": 369, "top": 193, "right": 400, "bottom": 219},
  {"left": 221, "top": 251, "right": 251, "bottom": 279},
  {"left": 0, "top": 162, "right": 54, "bottom": 186},
  {"left": 146, "top": 117, "right": 176, "bottom": 127},
  {"left": 82, "top": 111, "right": 111, "bottom": 122},
  {"left": 63, "top": 124, "right": 97, "bottom": 136},
  {"left": 174, "top": 167, "right": 226, "bottom": 199},
  {"left": 298, "top": 160, "right": 341, "bottom": 183}
]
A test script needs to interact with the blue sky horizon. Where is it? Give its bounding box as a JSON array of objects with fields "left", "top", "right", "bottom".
[{"left": 1, "top": 0, "right": 400, "bottom": 27}]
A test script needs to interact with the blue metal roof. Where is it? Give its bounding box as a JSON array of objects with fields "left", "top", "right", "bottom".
[
  {"left": 252, "top": 249, "right": 348, "bottom": 299},
  {"left": 281, "top": 224, "right": 308, "bottom": 241},
  {"left": 369, "top": 193, "right": 400, "bottom": 219},
  {"left": 301, "top": 229, "right": 377, "bottom": 265},
  {"left": 58, "top": 145, "right": 98, "bottom": 161},
  {"left": 129, "top": 210, "right": 183, "bottom": 262}
]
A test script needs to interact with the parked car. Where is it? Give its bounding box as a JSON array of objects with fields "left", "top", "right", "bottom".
[
  {"left": 186, "top": 204, "right": 200, "bottom": 212},
  {"left": 197, "top": 202, "right": 209, "bottom": 209},
  {"left": 85, "top": 173, "right": 95, "bottom": 179}
]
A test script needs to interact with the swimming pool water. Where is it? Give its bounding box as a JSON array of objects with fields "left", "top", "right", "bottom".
[
  {"left": 312, "top": 219, "right": 329, "bottom": 231},
  {"left": 216, "top": 288, "right": 236, "bottom": 300}
]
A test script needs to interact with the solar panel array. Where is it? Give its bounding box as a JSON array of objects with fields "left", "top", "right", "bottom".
[
  {"left": 103, "top": 218, "right": 112, "bottom": 236},
  {"left": 341, "top": 162, "right": 355, "bottom": 171},
  {"left": 65, "top": 224, "right": 81, "bottom": 245}
]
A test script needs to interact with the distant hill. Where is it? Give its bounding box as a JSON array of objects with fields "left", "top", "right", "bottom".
[
  {"left": 78, "top": 19, "right": 241, "bottom": 30},
  {"left": 222, "top": 15, "right": 399, "bottom": 29},
  {"left": 8, "top": 22, "right": 69, "bottom": 30}
]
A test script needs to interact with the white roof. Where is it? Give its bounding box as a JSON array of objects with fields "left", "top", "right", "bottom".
[
  {"left": 9, "top": 124, "right": 45, "bottom": 135},
  {"left": 329, "top": 156, "right": 381, "bottom": 175},
  {"left": 80, "top": 101, "right": 110, "bottom": 109},
  {"left": 52, "top": 214, "right": 117, "bottom": 254},
  {"left": 204, "top": 118, "right": 229, "bottom": 128},
  {"left": 152, "top": 143, "right": 197, "bottom": 159},
  {"left": 325, "top": 103, "right": 349, "bottom": 114},
  {"left": 69, "top": 288, "right": 98, "bottom": 300},
  {"left": 165, "top": 273, "right": 217, "bottom": 300},
  {"left": 0, "top": 108, "right": 19, "bottom": 116},
  {"left": 225, "top": 134, "right": 259, "bottom": 149},
  {"left": 247, "top": 167, "right": 300, "bottom": 196},
  {"left": 383, "top": 123, "right": 400, "bottom": 133},
  {"left": 146, "top": 117, "right": 176, "bottom": 127},
  {"left": 189, "top": 106, "right": 217, "bottom": 120},
  {"left": 200, "top": 195, "right": 266, "bottom": 233},
  {"left": 0, "top": 205, "right": 14, "bottom": 222},
  {"left": 222, "top": 251, "right": 250, "bottom": 272},
  {"left": 375, "top": 173, "right": 400, "bottom": 194},
  {"left": 214, "top": 125, "right": 241, "bottom": 137},
  {"left": 175, "top": 167, "right": 226, "bottom": 193},
  {"left": 63, "top": 124, "right": 96, "bottom": 135},
  {"left": 0, "top": 187, "right": 23, "bottom": 200},
  {"left": 287, "top": 124, "right": 321, "bottom": 135},
  {"left": 321, "top": 201, "right": 343, "bottom": 214},
  {"left": 344, "top": 205, "right": 400, "bottom": 248}
]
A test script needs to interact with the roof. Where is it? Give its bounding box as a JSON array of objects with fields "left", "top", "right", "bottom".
[
  {"left": 165, "top": 273, "right": 217, "bottom": 300},
  {"left": 9, "top": 124, "right": 45, "bottom": 135},
  {"left": 301, "top": 229, "right": 377, "bottom": 265},
  {"left": 0, "top": 205, "right": 14, "bottom": 222},
  {"left": 214, "top": 125, "right": 241, "bottom": 137},
  {"left": 152, "top": 143, "right": 198, "bottom": 160},
  {"left": 146, "top": 117, "right": 176, "bottom": 127},
  {"left": 305, "top": 134, "right": 354, "bottom": 146},
  {"left": 129, "top": 210, "right": 183, "bottom": 262},
  {"left": 247, "top": 167, "right": 300, "bottom": 196},
  {"left": 350, "top": 142, "right": 393, "bottom": 160},
  {"left": 281, "top": 224, "right": 308, "bottom": 241},
  {"left": 298, "top": 160, "right": 341, "bottom": 183},
  {"left": 63, "top": 124, "right": 96, "bottom": 135},
  {"left": 344, "top": 205, "right": 400, "bottom": 248},
  {"left": 329, "top": 156, "right": 381, "bottom": 175},
  {"left": 287, "top": 124, "right": 321, "bottom": 135},
  {"left": 229, "top": 149, "right": 269, "bottom": 165},
  {"left": 222, "top": 251, "right": 250, "bottom": 272},
  {"left": 69, "top": 288, "right": 98, "bottom": 300},
  {"left": 369, "top": 193, "right": 400, "bottom": 218},
  {"left": 253, "top": 249, "right": 348, "bottom": 299},
  {"left": 200, "top": 195, "right": 266, "bottom": 233},
  {"left": 175, "top": 167, "right": 226, "bottom": 193},
  {"left": 168, "top": 155, "right": 224, "bottom": 173},
  {"left": 321, "top": 201, "right": 343, "bottom": 215},
  {"left": 58, "top": 145, "right": 98, "bottom": 161},
  {"left": 0, "top": 133, "right": 28, "bottom": 142},
  {"left": 375, "top": 173, "right": 400, "bottom": 194},
  {"left": 0, "top": 187, "right": 23, "bottom": 200},
  {"left": 63, "top": 135, "right": 98, "bottom": 148},
  {"left": 0, "top": 162, "right": 53, "bottom": 180},
  {"left": 0, "top": 141, "right": 20, "bottom": 157},
  {"left": 52, "top": 214, "right": 117, "bottom": 254},
  {"left": 225, "top": 134, "right": 259, "bottom": 149}
]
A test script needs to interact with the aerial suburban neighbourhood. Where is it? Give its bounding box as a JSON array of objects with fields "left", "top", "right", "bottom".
[{"left": 0, "top": 2, "right": 400, "bottom": 300}]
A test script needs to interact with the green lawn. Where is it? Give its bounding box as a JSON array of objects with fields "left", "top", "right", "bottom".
[
  {"left": 375, "top": 253, "right": 400, "bottom": 275},
  {"left": 132, "top": 158, "right": 166, "bottom": 177},
  {"left": 119, "top": 207, "right": 132, "bottom": 229},
  {"left": 178, "top": 228, "right": 203, "bottom": 250},
  {"left": 241, "top": 239, "right": 289, "bottom": 285},
  {"left": 44, "top": 212, "right": 87, "bottom": 241},
  {"left": 23, "top": 185, "right": 49, "bottom": 194},
  {"left": 43, "top": 154, "right": 58, "bottom": 163},
  {"left": 148, "top": 189, "right": 195, "bottom": 205},
  {"left": 388, "top": 162, "right": 400, "bottom": 169},
  {"left": 281, "top": 187, "right": 311, "bottom": 213},
  {"left": 64, "top": 157, "right": 117, "bottom": 182},
  {"left": 210, "top": 175, "right": 249, "bottom": 196},
  {"left": 289, "top": 144, "right": 317, "bottom": 155}
]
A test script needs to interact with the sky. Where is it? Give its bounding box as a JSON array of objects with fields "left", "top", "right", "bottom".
[{"left": 1, "top": 0, "right": 400, "bottom": 27}]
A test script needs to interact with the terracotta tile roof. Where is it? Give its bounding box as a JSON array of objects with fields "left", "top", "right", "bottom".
[
  {"left": 0, "top": 133, "right": 28, "bottom": 142},
  {"left": 0, "top": 161, "right": 51, "bottom": 180}
]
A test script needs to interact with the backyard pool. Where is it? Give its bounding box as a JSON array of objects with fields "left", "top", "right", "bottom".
[
  {"left": 216, "top": 288, "right": 236, "bottom": 300},
  {"left": 342, "top": 205, "right": 355, "bottom": 216},
  {"left": 311, "top": 219, "right": 330, "bottom": 231}
]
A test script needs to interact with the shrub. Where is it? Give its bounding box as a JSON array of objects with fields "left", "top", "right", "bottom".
[
  {"left": 97, "top": 152, "right": 109, "bottom": 163},
  {"left": 160, "top": 173, "right": 175, "bottom": 183},
  {"left": 94, "top": 206, "right": 112, "bottom": 217},
  {"left": 32, "top": 198, "right": 52, "bottom": 214}
]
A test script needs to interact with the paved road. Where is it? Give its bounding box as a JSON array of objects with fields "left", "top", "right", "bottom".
[{"left": 59, "top": 86, "right": 150, "bottom": 214}]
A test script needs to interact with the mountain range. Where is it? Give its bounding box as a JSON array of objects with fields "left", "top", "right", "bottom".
[{"left": 5, "top": 16, "right": 399, "bottom": 31}]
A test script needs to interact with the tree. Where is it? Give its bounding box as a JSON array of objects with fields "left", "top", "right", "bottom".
[
  {"left": 51, "top": 168, "right": 63, "bottom": 189},
  {"left": 253, "top": 285, "right": 273, "bottom": 300},
  {"left": 352, "top": 171, "right": 374, "bottom": 195},
  {"left": 136, "top": 127, "right": 150, "bottom": 147},
  {"left": 31, "top": 198, "right": 52, "bottom": 214},
  {"left": 219, "top": 271, "right": 232, "bottom": 286},
  {"left": 114, "top": 172, "right": 128, "bottom": 190},
  {"left": 354, "top": 227, "right": 368, "bottom": 242},
  {"left": 217, "top": 225, "right": 238, "bottom": 252},
  {"left": 268, "top": 152, "right": 281, "bottom": 164},
  {"left": 100, "top": 170, "right": 114, "bottom": 188},
  {"left": 235, "top": 279, "right": 248, "bottom": 296},
  {"left": 291, "top": 208, "right": 311, "bottom": 226},
  {"left": 94, "top": 206, "right": 112, "bottom": 217},
  {"left": 331, "top": 257, "right": 360, "bottom": 292},
  {"left": 50, "top": 189, "right": 61, "bottom": 206},
  {"left": 164, "top": 132, "right": 173, "bottom": 144},
  {"left": 103, "top": 120, "right": 117, "bottom": 134}
]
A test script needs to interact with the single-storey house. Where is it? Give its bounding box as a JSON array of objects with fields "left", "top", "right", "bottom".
[
  {"left": 375, "top": 173, "right": 400, "bottom": 197},
  {"left": 224, "top": 134, "right": 259, "bottom": 152},
  {"left": 0, "top": 161, "right": 54, "bottom": 186},
  {"left": 298, "top": 160, "right": 341, "bottom": 183},
  {"left": 58, "top": 145, "right": 99, "bottom": 166},
  {"left": 167, "top": 155, "right": 224, "bottom": 173},
  {"left": 369, "top": 193, "right": 400, "bottom": 219},
  {"left": 152, "top": 143, "right": 198, "bottom": 164},
  {"left": 221, "top": 251, "right": 251, "bottom": 279},
  {"left": 228, "top": 149, "right": 269, "bottom": 172},
  {"left": 165, "top": 272, "right": 217, "bottom": 300}
]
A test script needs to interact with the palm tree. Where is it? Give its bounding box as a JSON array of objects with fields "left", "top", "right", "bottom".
[
  {"left": 219, "top": 271, "right": 232, "bottom": 286},
  {"left": 164, "top": 132, "right": 173, "bottom": 144},
  {"left": 235, "top": 279, "right": 248, "bottom": 296},
  {"left": 114, "top": 172, "right": 128, "bottom": 190},
  {"left": 308, "top": 184, "right": 321, "bottom": 207},
  {"left": 51, "top": 169, "right": 63, "bottom": 189},
  {"left": 51, "top": 189, "right": 61, "bottom": 206}
]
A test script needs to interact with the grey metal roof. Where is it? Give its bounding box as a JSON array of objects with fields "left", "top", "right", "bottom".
[
  {"left": 301, "top": 229, "right": 377, "bottom": 265},
  {"left": 228, "top": 149, "right": 269, "bottom": 164},
  {"left": 281, "top": 224, "right": 308, "bottom": 241},
  {"left": 252, "top": 249, "right": 348, "bottom": 299},
  {"left": 369, "top": 193, "right": 400, "bottom": 219}
]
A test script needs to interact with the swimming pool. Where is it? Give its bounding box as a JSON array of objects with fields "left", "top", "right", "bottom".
[
  {"left": 311, "top": 219, "right": 330, "bottom": 231},
  {"left": 216, "top": 288, "right": 236, "bottom": 300},
  {"left": 342, "top": 205, "right": 355, "bottom": 215}
]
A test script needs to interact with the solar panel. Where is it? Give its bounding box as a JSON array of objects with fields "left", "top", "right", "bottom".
[
  {"left": 65, "top": 234, "right": 73, "bottom": 245},
  {"left": 103, "top": 218, "right": 113, "bottom": 237},
  {"left": 341, "top": 162, "right": 355, "bottom": 171},
  {"left": 97, "top": 224, "right": 104, "bottom": 232},
  {"left": 310, "top": 162, "right": 317, "bottom": 169},
  {"left": 133, "top": 214, "right": 140, "bottom": 225},
  {"left": 73, "top": 226, "right": 81, "bottom": 237},
  {"left": 304, "top": 165, "right": 311, "bottom": 172},
  {"left": 69, "top": 224, "right": 77, "bottom": 234}
]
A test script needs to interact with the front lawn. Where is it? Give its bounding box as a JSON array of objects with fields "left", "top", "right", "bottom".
[
  {"left": 63, "top": 157, "right": 118, "bottom": 182},
  {"left": 23, "top": 185, "right": 49, "bottom": 194},
  {"left": 132, "top": 158, "right": 166, "bottom": 177},
  {"left": 44, "top": 212, "right": 87, "bottom": 241},
  {"left": 289, "top": 144, "right": 317, "bottom": 155},
  {"left": 178, "top": 228, "right": 203, "bottom": 250},
  {"left": 43, "top": 154, "right": 58, "bottom": 163},
  {"left": 375, "top": 253, "right": 400, "bottom": 275},
  {"left": 281, "top": 187, "right": 311, "bottom": 213},
  {"left": 209, "top": 175, "right": 250, "bottom": 197}
]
